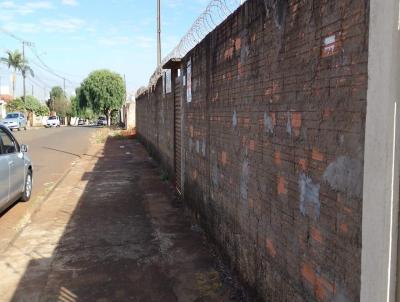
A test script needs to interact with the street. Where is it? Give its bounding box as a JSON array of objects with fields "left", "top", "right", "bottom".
[
  {"left": 0, "top": 130, "right": 243, "bottom": 301},
  {"left": 0, "top": 127, "right": 97, "bottom": 252}
]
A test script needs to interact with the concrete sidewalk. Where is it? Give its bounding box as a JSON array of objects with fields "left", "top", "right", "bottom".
[{"left": 0, "top": 134, "right": 244, "bottom": 301}]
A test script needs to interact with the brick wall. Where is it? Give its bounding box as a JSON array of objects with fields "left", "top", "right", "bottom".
[
  {"left": 136, "top": 78, "right": 175, "bottom": 177},
  {"left": 136, "top": 0, "right": 369, "bottom": 300}
]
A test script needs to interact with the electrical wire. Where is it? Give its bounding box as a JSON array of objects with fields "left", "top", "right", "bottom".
[{"left": 147, "top": 0, "right": 245, "bottom": 88}]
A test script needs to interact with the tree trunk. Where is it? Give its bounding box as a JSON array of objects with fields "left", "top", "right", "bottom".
[
  {"left": 106, "top": 109, "right": 111, "bottom": 127},
  {"left": 12, "top": 71, "right": 16, "bottom": 99}
]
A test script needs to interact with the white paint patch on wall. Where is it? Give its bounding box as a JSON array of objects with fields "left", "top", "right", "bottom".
[
  {"left": 264, "top": 111, "right": 274, "bottom": 134},
  {"left": 299, "top": 173, "right": 321, "bottom": 219},
  {"left": 323, "top": 156, "right": 363, "bottom": 199},
  {"left": 233, "top": 110, "right": 238, "bottom": 128}
]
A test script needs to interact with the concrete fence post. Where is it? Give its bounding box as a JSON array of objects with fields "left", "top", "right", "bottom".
[{"left": 361, "top": 0, "right": 400, "bottom": 301}]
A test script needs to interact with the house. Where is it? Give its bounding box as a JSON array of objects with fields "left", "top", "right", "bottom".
[{"left": 0, "top": 94, "right": 12, "bottom": 119}]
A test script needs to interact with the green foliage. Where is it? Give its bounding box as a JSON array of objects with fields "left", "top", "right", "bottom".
[
  {"left": 69, "top": 96, "right": 79, "bottom": 117},
  {"left": 0, "top": 50, "right": 23, "bottom": 70},
  {"left": 49, "top": 86, "right": 65, "bottom": 100},
  {"left": 47, "top": 86, "right": 71, "bottom": 117},
  {"left": 0, "top": 50, "right": 34, "bottom": 98},
  {"left": 53, "top": 98, "right": 71, "bottom": 117},
  {"left": 7, "top": 96, "right": 49, "bottom": 116},
  {"left": 82, "top": 108, "right": 95, "bottom": 120},
  {"left": 78, "top": 69, "right": 125, "bottom": 125},
  {"left": 6, "top": 98, "right": 25, "bottom": 113}
]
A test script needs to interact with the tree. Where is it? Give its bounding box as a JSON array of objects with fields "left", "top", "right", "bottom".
[
  {"left": 47, "top": 86, "right": 69, "bottom": 117},
  {"left": 78, "top": 70, "right": 125, "bottom": 126},
  {"left": 0, "top": 50, "right": 24, "bottom": 98},
  {"left": 69, "top": 95, "right": 79, "bottom": 117},
  {"left": 6, "top": 98, "right": 25, "bottom": 113},
  {"left": 49, "top": 86, "right": 65, "bottom": 100},
  {"left": 7, "top": 96, "right": 49, "bottom": 116},
  {"left": 52, "top": 98, "right": 70, "bottom": 118},
  {"left": 25, "top": 96, "right": 49, "bottom": 116},
  {"left": 0, "top": 50, "right": 34, "bottom": 99}
]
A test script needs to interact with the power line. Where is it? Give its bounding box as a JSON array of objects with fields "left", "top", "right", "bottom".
[
  {"left": 0, "top": 27, "right": 81, "bottom": 88},
  {"left": 148, "top": 0, "right": 244, "bottom": 87},
  {"left": 0, "top": 28, "right": 25, "bottom": 43}
]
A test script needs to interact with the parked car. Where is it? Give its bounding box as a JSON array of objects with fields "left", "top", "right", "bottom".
[
  {"left": 78, "top": 119, "right": 86, "bottom": 126},
  {"left": 46, "top": 116, "right": 60, "bottom": 128},
  {"left": 1, "top": 112, "right": 27, "bottom": 131},
  {"left": 0, "top": 125, "right": 33, "bottom": 214},
  {"left": 97, "top": 116, "right": 107, "bottom": 126}
]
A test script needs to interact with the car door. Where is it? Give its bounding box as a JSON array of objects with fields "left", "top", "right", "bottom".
[
  {"left": 0, "top": 129, "right": 24, "bottom": 200},
  {"left": 0, "top": 135, "right": 10, "bottom": 209}
]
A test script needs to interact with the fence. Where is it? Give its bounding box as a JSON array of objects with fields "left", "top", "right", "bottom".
[{"left": 136, "top": 0, "right": 369, "bottom": 300}]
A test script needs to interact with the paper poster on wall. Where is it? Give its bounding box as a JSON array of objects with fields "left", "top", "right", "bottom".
[
  {"left": 186, "top": 59, "right": 192, "bottom": 103},
  {"left": 162, "top": 71, "right": 166, "bottom": 95},
  {"left": 165, "top": 70, "right": 172, "bottom": 94}
]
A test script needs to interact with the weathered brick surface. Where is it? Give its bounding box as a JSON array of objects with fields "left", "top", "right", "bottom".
[
  {"left": 136, "top": 80, "right": 175, "bottom": 177},
  {"left": 136, "top": 0, "right": 369, "bottom": 301}
]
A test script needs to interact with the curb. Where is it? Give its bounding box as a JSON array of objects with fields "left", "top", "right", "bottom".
[{"left": 0, "top": 165, "right": 73, "bottom": 254}]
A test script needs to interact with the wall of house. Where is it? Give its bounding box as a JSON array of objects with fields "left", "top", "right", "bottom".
[{"left": 136, "top": 0, "right": 369, "bottom": 300}]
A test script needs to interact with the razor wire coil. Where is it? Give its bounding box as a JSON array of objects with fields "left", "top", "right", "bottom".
[{"left": 145, "top": 0, "right": 245, "bottom": 91}]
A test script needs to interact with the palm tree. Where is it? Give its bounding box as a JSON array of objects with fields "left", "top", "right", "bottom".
[
  {"left": 21, "top": 63, "right": 34, "bottom": 101},
  {"left": 0, "top": 50, "right": 23, "bottom": 98}
]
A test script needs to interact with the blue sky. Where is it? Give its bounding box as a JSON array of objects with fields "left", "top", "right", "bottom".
[{"left": 0, "top": 0, "right": 210, "bottom": 100}]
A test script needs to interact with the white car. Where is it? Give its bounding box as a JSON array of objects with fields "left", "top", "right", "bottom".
[{"left": 46, "top": 116, "right": 60, "bottom": 128}]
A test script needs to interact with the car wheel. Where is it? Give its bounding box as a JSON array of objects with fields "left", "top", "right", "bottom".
[{"left": 21, "top": 170, "right": 32, "bottom": 202}]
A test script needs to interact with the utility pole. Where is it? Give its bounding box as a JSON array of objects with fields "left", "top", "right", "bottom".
[
  {"left": 31, "top": 84, "right": 34, "bottom": 97},
  {"left": 22, "top": 41, "right": 33, "bottom": 102},
  {"left": 157, "top": 0, "right": 161, "bottom": 67}
]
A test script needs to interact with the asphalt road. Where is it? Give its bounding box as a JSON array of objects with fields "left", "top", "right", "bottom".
[{"left": 0, "top": 126, "right": 97, "bottom": 250}]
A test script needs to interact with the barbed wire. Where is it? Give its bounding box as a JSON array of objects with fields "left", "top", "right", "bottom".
[{"left": 145, "top": 0, "right": 245, "bottom": 91}]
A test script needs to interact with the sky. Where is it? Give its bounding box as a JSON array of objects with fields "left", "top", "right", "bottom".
[{"left": 0, "top": 0, "right": 211, "bottom": 101}]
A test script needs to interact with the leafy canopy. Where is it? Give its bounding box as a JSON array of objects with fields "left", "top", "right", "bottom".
[
  {"left": 47, "top": 86, "right": 71, "bottom": 117},
  {"left": 50, "top": 86, "right": 65, "bottom": 100},
  {"left": 0, "top": 50, "right": 23, "bottom": 71},
  {"left": 78, "top": 69, "right": 125, "bottom": 115},
  {"left": 7, "top": 96, "right": 49, "bottom": 116}
]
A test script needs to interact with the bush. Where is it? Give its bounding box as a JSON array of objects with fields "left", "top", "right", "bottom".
[{"left": 7, "top": 96, "right": 50, "bottom": 116}]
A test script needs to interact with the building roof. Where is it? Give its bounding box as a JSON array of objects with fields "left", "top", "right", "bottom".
[{"left": 0, "top": 95, "right": 13, "bottom": 103}]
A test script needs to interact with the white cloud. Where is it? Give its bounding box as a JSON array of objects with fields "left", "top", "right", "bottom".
[
  {"left": 40, "top": 17, "right": 85, "bottom": 32},
  {"left": 2, "top": 21, "right": 39, "bottom": 33},
  {"left": 135, "top": 36, "right": 155, "bottom": 49},
  {"left": 98, "top": 36, "right": 131, "bottom": 46},
  {"left": 0, "top": 1, "right": 53, "bottom": 15},
  {"left": 61, "top": 0, "right": 78, "bottom": 6}
]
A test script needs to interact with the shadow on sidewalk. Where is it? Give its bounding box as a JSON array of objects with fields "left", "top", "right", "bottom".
[{"left": 8, "top": 136, "right": 245, "bottom": 302}]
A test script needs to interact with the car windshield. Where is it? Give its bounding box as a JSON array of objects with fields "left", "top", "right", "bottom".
[
  {"left": 6, "top": 114, "right": 19, "bottom": 119},
  {"left": 99, "top": 117, "right": 106, "bottom": 120},
  {"left": 49, "top": 116, "right": 57, "bottom": 120}
]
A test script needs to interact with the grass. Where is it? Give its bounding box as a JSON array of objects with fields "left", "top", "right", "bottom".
[{"left": 109, "top": 128, "right": 136, "bottom": 140}]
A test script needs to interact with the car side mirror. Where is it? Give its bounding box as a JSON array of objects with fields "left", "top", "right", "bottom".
[{"left": 21, "top": 144, "right": 28, "bottom": 153}]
